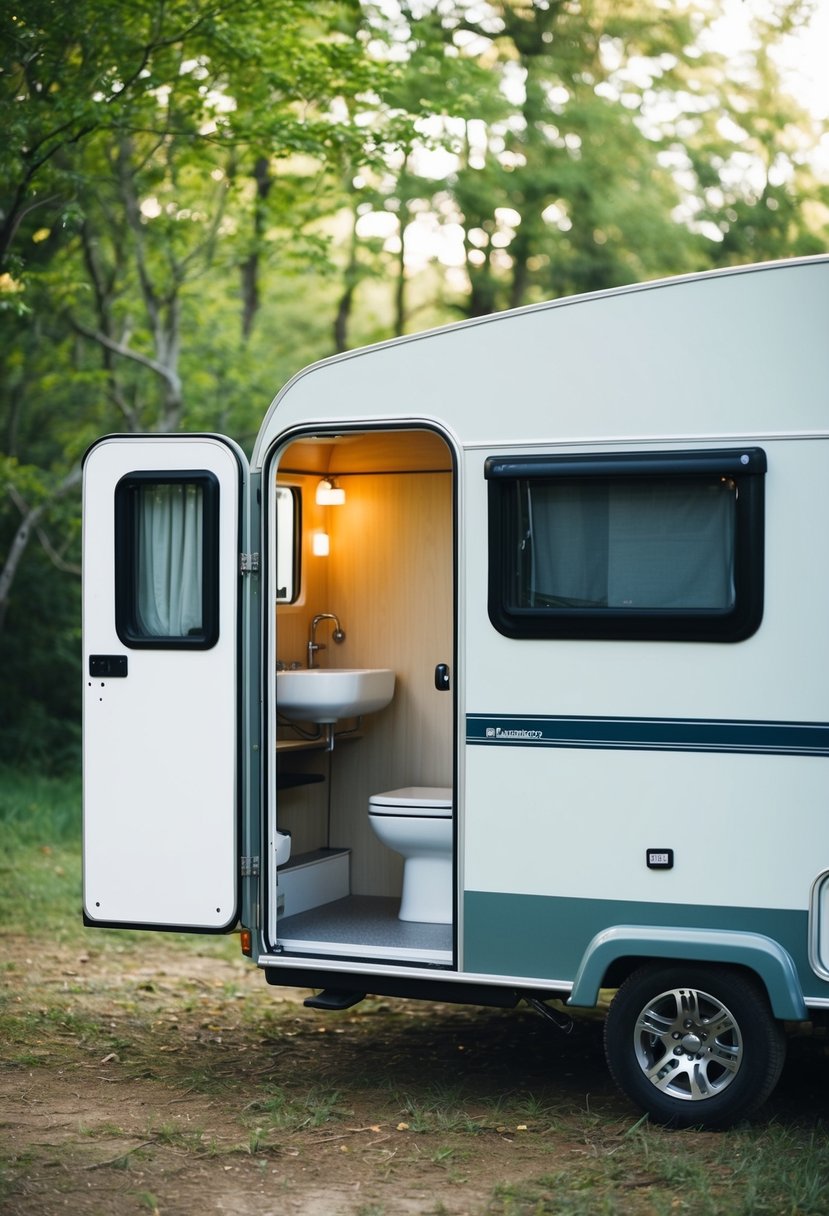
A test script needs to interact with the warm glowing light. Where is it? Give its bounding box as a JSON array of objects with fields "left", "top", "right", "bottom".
[
  {"left": 316, "top": 477, "right": 346, "bottom": 505},
  {"left": 312, "top": 531, "right": 330, "bottom": 556}
]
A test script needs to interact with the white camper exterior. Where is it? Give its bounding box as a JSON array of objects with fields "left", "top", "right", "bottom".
[{"left": 83, "top": 257, "right": 829, "bottom": 1128}]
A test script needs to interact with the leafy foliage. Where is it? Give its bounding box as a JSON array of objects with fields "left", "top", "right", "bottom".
[{"left": 1, "top": 0, "right": 827, "bottom": 766}]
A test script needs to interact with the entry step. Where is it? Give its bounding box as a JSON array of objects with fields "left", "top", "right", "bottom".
[{"left": 303, "top": 989, "right": 366, "bottom": 1011}]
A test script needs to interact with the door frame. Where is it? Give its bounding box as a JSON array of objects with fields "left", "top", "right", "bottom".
[{"left": 260, "top": 421, "right": 461, "bottom": 964}]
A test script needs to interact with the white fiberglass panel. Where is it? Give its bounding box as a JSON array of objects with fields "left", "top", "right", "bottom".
[
  {"left": 463, "top": 744, "right": 825, "bottom": 912},
  {"left": 83, "top": 436, "right": 244, "bottom": 930}
]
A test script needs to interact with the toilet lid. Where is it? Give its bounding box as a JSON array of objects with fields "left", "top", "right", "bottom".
[{"left": 369, "top": 786, "right": 452, "bottom": 816}]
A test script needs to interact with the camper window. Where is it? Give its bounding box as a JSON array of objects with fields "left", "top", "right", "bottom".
[
  {"left": 114, "top": 471, "right": 220, "bottom": 649},
  {"left": 275, "top": 485, "right": 300, "bottom": 603},
  {"left": 486, "top": 448, "right": 765, "bottom": 642}
]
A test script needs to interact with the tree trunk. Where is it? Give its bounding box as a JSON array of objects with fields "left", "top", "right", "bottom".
[
  {"left": 0, "top": 466, "right": 82, "bottom": 634},
  {"left": 393, "top": 214, "right": 407, "bottom": 337},
  {"left": 333, "top": 196, "right": 361, "bottom": 353},
  {"left": 241, "top": 156, "right": 274, "bottom": 341}
]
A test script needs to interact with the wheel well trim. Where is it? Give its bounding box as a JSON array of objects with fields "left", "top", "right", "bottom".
[{"left": 568, "top": 925, "right": 808, "bottom": 1021}]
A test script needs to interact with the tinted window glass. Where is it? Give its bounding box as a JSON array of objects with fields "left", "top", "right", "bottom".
[
  {"left": 487, "top": 449, "right": 765, "bottom": 642},
  {"left": 115, "top": 472, "right": 219, "bottom": 648},
  {"left": 518, "top": 477, "right": 736, "bottom": 612}
]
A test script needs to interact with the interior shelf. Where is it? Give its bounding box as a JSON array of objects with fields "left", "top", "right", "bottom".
[
  {"left": 276, "top": 737, "right": 327, "bottom": 752},
  {"left": 276, "top": 771, "right": 325, "bottom": 791}
]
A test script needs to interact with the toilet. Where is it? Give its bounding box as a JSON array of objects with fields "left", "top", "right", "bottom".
[{"left": 368, "top": 786, "right": 453, "bottom": 924}]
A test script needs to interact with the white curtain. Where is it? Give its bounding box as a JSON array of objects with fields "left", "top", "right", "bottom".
[
  {"left": 135, "top": 483, "right": 204, "bottom": 637},
  {"left": 528, "top": 479, "right": 736, "bottom": 610}
]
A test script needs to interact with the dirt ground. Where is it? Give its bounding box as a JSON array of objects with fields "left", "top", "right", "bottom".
[{"left": 2, "top": 932, "right": 828, "bottom": 1216}]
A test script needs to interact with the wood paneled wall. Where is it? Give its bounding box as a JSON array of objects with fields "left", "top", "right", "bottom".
[{"left": 274, "top": 471, "right": 330, "bottom": 669}]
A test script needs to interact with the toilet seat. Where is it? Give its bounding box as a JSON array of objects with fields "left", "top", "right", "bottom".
[{"left": 368, "top": 787, "right": 452, "bottom": 817}]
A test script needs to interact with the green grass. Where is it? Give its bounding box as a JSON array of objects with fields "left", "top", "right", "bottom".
[
  {"left": 0, "top": 765, "right": 83, "bottom": 935},
  {"left": 0, "top": 764, "right": 82, "bottom": 845},
  {"left": 399, "top": 1087, "right": 487, "bottom": 1135},
  {"left": 483, "top": 1121, "right": 829, "bottom": 1216},
  {"left": 2, "top": 766, "right": 829, "bottom": 1216},
  {"left": 243, "top": 1084, "right": 351, "bottom": 1132}
]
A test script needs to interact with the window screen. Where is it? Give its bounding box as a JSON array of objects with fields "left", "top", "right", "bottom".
[
  {"left": 486, "top": 449, "right": 765, "bottom": 641},
  {"left": 115, "top": 471, "right": 220, "bottom": 648}
]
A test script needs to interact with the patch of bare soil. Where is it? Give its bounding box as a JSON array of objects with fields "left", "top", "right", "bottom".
[
  {"left": 2, "top": 934, "right": 828, "bottom": 1215},
  {"left": 0, "top": 935, "right": 612, "bottom": 1215}
]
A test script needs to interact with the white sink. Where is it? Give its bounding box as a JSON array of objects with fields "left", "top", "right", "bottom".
[{"left": 277, "top": 668, "right": 395, "bottom": 724}]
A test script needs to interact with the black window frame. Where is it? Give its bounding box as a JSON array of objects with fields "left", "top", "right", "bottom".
[
  {"left": 486, "top": 448, "right": 766, "bottom": 642},
  {"left": 114, "top": 470, "right": 220, "bottom": 650},
  {"left": 275, "top": 483, "right": 302, "bottom": 605}
]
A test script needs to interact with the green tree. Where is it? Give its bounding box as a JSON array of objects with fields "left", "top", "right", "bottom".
[
  {"left": 1, "top": 0, "right": 396, "bottom": 634},
  {"left": 0, "top": 0, "right": 405, "bottom": 765},
  {"left": 681, "top": 2, "right": 829, "bottom": 262},
  {"left": 376, "top": 0, "right": 826, "bottom": 317},
  {"left": 1, "top": 0, "right": 826, "bottom": 767}
]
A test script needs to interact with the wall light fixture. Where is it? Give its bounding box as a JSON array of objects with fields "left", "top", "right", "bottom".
[{"left": 316, "top": 477, "right": 346, "bottom": 506}]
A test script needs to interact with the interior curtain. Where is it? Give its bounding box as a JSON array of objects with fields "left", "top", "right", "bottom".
[
  {"left": 527, "top": 478, "right": 736, "bottom": 610},
  {"left": 135, "top": 483, "right": 204, "bottom": 637}
]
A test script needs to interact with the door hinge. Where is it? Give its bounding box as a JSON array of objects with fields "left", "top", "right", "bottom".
[
  {"left": 240, "top": 552, "right": 260, "bottom": 574},
  {"left": 241, "top": 855, "right": 260, "bottom": 878}
]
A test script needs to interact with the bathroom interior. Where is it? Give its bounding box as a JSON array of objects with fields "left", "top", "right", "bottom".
[{"left": 267, "top": 427, "right": 456, "bottom": 967}]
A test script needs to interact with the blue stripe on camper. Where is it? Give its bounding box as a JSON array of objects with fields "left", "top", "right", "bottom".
[
  {"left": 466, "top": 714, "right": 829, "bottom": 758},
  {"left": 462, "top": 891, "right": 828, "bottom": 1004}
]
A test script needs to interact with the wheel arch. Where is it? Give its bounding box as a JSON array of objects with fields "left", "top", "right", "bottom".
[{"left": 568, "top": 925, "right": 808, "bottom": 1022}]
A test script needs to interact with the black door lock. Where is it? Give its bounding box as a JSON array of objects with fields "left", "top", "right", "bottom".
[
  {"left": 89, "top": 655, "right": 128, "bottom": 678},
  {"left": 435, "top": 663, "right": 450, "bottom": 691}
]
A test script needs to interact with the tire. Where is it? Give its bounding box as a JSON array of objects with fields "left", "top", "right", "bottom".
[{"left": 604, "top": 964, "right": 786, "bottom": 1129}]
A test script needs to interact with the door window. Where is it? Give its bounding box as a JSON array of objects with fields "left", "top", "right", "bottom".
[{"left": 115, "top": 472, "right": 220, "bottom": 648}]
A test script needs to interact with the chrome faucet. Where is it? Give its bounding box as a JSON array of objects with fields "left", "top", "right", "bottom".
[{"left": 307, "top": 613, "right": 346, "bottom": 668}]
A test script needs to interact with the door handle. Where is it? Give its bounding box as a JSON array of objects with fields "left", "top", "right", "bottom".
[
  {"left": 89, "top": 655, "right": 128, "bottom": 678},
  {"left": 435, "top": 663, "right": 450, "bottom": 691}
]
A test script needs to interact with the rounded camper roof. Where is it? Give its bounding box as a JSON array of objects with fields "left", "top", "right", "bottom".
[{"left": 252, "top": 256, "right": 829, "bottom": 468}]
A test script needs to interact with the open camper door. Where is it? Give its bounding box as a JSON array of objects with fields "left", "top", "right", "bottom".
[{"left": 82, "top": 435, "right": 250, "bottom": 931}]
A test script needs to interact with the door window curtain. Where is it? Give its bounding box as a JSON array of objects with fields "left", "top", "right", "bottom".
[{"left": 135, "top": 482, "right": 204, "bottom": 637}]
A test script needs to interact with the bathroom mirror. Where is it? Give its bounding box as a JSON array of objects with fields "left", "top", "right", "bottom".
[{"left": 275, "top": 485, "right": 300, "bottom": 602}]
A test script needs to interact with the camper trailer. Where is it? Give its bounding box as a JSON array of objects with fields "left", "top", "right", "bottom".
[{"left": 83, "top": 256, "right": 829, "bottom": 1128}]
